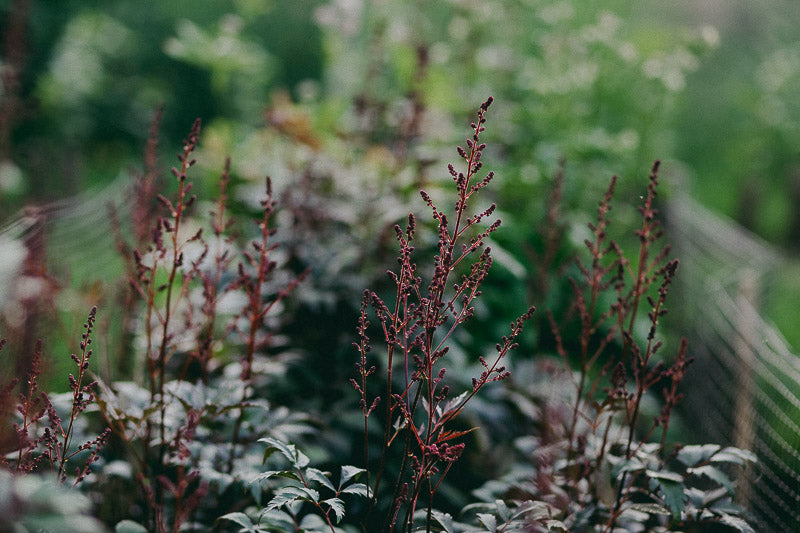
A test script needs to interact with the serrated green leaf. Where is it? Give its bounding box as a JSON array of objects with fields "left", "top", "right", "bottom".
[
  {"left": 687, "top": 464, "right": 733, "bottom": 494},
  {"left": 645, "top": 469, "right": 684, "bottom": 483},
  {"left": 495, "top": 499, "right": 510, "bottom": 522},
  {"left": 305, "top": 468, "right": 336, "bottom": 492},
  {"left": 702, "top": 486, "right": 732, "bottom": 506},
  {"left": 323, "top": 497, "right": 345, "bottom": 523},
  {"left": 294, "top": 450, "right": 310, "bottom": 469},
  {"left": 283, "top": 485, "right": 320, "bottom": 502},
  {"left": 710, "top": 447, "right": 757, "bottom": 466},
  {"left": 263, "top": 485, "right": 321, "bottom": 517},
  {"left": 218, "top": 512, "right": 258, "bottom": 532},
  {"left": 627, "top": 503, "right": 671, "bottom": 515},
  {"left": 461, "top": 502, "right": 495, "bottom": 515},
  {"left": 303, "top": 487, "right": 321, "bottom": 502},
  {"left": 429, "top": 510, "right": 454, "bottom": 533},
  {"left": 251, "top": 470, "right": 301, "bottom": 485},
  {"left": 260, "top": 440, "right": 285, "bottom": 464},
  {"left": 544, "top": 519, "right": 567, "bottom": 531},
  {"left": 340, "top": 483, "right": 370, "bottom": 498},
  {"left": 259, "top": 509, "right": 296, "bottom": 530},
  {"left": 259, "top": 437, "right": 290, "bottom": 456},
  {"left": 477, "top": 513, "right": 497, "bottom": 531},
  {"left": 676, "top": 444, "right": 721, "bottom": 466},
  {"left": 263, "top": 491, "right": 302, "bottom": 516},
  {"left": 115, "top": 520, "right": 149, "bottom": 533},
  {"left": 258, "top": 437, "right": 310, "bottom": 468},
  {"left": 339, "top": 465, "right": 365, "bottom": 487},
  {"left": 717, "top": 514, "right": 756, "bottom": 533},
  {"left": 515, "top": 500, "right": 551, "bottom": 521},
  {"left": 653, "top": 477, "right": 685, "bottom": 516},
  {"left": 684, "top": 486, "right": 705, "bottom": 507},
  {"left": 619, "top": 507, "right": 650, "bottom": 523}
]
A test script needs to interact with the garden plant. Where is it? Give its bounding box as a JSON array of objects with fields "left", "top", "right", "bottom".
[{"left": 0, "top": 95, "right": 757, "bottom": 533}]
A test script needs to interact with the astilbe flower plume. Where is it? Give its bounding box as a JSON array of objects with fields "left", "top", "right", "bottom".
[
  {"left": 103, "top": 117, "right": 312, "bottom": 531},
  {"left": 353, "top": 97, "right": 535, "bottom": 532},
  {"left": 51, "top": 306, "right": 110, "bottom": 485},
  {"left": 0, "top": 308, "right": 109, "bottom": 486},
  {"left": 539, "top": 161, "right": 702, "bottom": 531}
]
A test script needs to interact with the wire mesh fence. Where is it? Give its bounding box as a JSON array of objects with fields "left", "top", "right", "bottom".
[{"left": 667, "top": 194, "right": 800, "bottom": 531}]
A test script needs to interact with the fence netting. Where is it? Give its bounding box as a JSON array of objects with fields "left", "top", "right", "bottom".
[{"left": 667, "top": 194, "right": 800, "bottom": 531}]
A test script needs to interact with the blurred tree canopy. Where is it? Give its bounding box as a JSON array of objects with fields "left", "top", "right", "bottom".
[
  {"left": 1, "top": 0, "right": 798, "bottom": 246},
  {"left": 2, "top": 0, "right": 799, "bottom": 347},
  {"left": 0, "top": 0, "right": 324, "bottom": 203}
]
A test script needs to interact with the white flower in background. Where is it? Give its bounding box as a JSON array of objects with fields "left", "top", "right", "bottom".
[{"left": 0, "top": 234, "right": 26, "bottom": 309}]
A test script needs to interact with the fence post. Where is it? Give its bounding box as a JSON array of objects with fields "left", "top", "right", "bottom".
[{"left": 733, "top": 269, "right": 757, "bottom": 509}]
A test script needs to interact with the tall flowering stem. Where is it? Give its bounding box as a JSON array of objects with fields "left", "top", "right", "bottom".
[
  {"left": 127, "top": 119, "right": 204, "bottom": 525},
  {"left": 0, "top": 313, "right": 108, "bottom": 486},
  {"left": 354, "top": 98, "right": 534, "bottom": 532},
  {"left": 155, "top": 119, "right": 201, "bottom": 454},
  {"left": 226, "top": 177, "right": 308, "bottom": 472},
  {"left": 545, "top": 161, "right": 695, "bottom": 531},
  {"left": 192, "top": 157, "right": 235, "bottom": 383},
  {"left": 563, "top": 176, "right": 623, "bottom": 472},
  {"left": 45, "top": 307, "right": 110, "bottom": 486}
]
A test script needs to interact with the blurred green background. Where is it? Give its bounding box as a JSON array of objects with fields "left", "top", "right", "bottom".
[
  {"left": 1, "top": 0, "right": 797, "bottom": 231},
  {"left": 2, "top": 0, "right": 798, "bottom": 345}
]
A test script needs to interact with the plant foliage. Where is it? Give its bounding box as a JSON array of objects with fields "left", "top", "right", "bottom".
[{"left": 0, "top": 2, "right": 767, "bottom": 530}]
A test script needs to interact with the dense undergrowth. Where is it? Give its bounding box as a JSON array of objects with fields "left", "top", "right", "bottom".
[
  {"left": 0, "top": 98, "right": 757, "bottom": 533},
  {"left": 8, "top": 1, "right": 800, "bottom": 530}
]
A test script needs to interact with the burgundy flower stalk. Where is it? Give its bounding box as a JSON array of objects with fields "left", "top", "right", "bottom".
[
  {"left": 605, "top": 255, "right": 688, "bottom": 531},
  {"left": 226, "top": 177, "right": 308, "bottom": 472},
  {"left": 538, "top": 160, "right": 695, "bottom": 531},
  {"left": 619, "top": 161, "right": 672, "bottom": 364},
  {"left": 657, "top": 338, "right": 692, "bottom": 451},
  {"left": 355, "top": 98, "right": 535, "bottom": 532},
  {"left": 540, "top": 159, "right": 696, "bottom": 532},
  {"left": 192, "top": 157, "right": 237, "bottom": 383},
  {"left": 128, "top": 119, "right": 201, "bottom": 409},
  {"left": 126, "top": 120, "right": 203, "bottom": 519},
  {"left": 558, "top": 175, "right": 625, "bottom": 471},
  {"left": 10, "top": 339, "right": 46, "bottom": 473},
  {"left": 4, "top": 307, "right": 111, "bottom": 485},
  {"left": 154, "top": 118, "right": 201, "bottom": 404},
  {"left": 156, "top": 409, "right": 208, "bottom": 533},
  {"left": 72, "top": 427, "right": 112, "bottom": 486},
  {"left": 621, "top": 162, "right": 675, "bottom": 455},
  {"left": 116, "top": 118, "right": 309, "bottom": 527}
]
